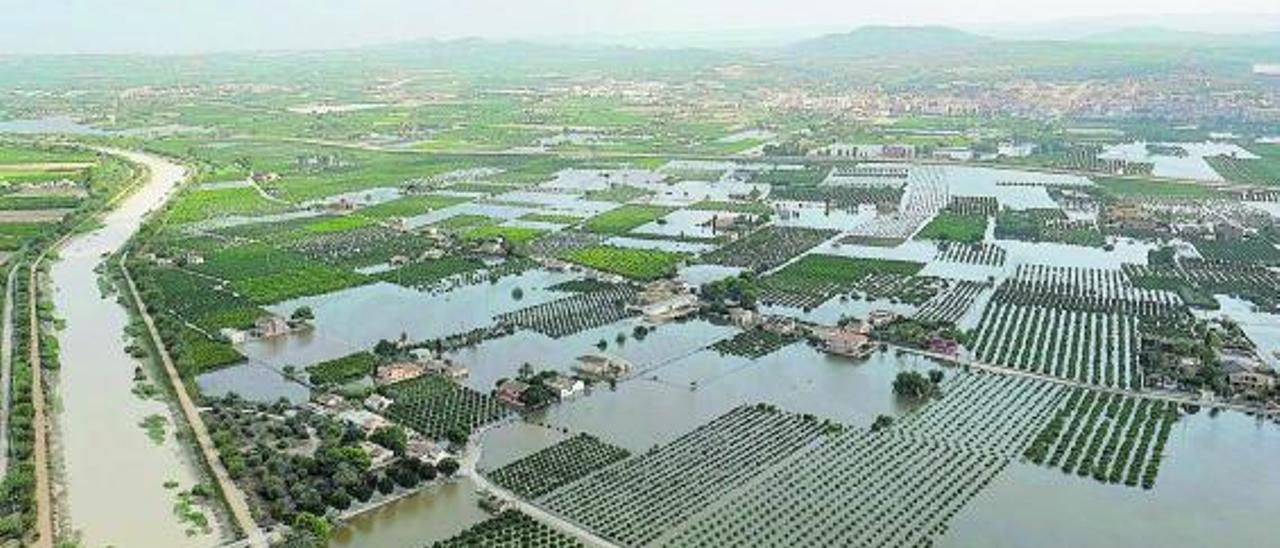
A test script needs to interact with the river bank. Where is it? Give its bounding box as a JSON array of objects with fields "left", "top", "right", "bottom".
[{"left": 48, "top": 149, "right": 231, "bottom": 546}]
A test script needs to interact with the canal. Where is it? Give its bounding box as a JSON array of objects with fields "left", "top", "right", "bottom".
[{"left": 50, "top": 149, "right": 226, "bottom": 546}]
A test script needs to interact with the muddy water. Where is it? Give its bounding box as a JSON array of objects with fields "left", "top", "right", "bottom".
[
  {"left": 330, "top": 341, "right": 943, "bottom": 547},
  {"left": 50, "top": 149, "right": 224, "bottom": 546},
  {"left": 941, "top": 410, "right": 1280, "bottom": 547}
]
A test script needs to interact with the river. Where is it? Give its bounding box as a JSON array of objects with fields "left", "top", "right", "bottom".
[{"left": 49, "top": 149, "right": 226, "bottom": 546}]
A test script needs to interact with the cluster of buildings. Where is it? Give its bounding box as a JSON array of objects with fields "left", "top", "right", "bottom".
[
  {"left": 631, "top": 279, "right": 699, "bottom": 322},
  {"left": 309, "top": 393, "right": 453, "bottom": 469},
  {"left": 494, "top": 373, "right": 585, "bottom": 409}
]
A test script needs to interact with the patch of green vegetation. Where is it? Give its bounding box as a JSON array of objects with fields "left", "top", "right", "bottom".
[
  {"left": 382, "top": 374, "right": 509, "bottom": 443},
  {"left": 996, "top": 208, "right": 1105, "bottom": 247},
  {"left": 0, "top": 222, "right": 52, "bottom": 250},
  {"left": 307, "top": 352, "right": 379, "bottom": 386},
  {"left": 1193, "top": 238, "right": 1280, "bottom": 266},
  {"left": 0, "top": 142, "right": 96, "bottom": 164},
  {"left": 519, "top": 212, "right": 583, "bottom": 224},
  {"left": 917, "top": 212, "right": 987, "bottom": 243},
  {"left": 765, "top": 254, "right": 923, "bottom": 295},
  {"left": 302, "top": 215, "right": 374, "bottom": 234},
  {"left": 359, "top": 194, "right": 468, "bottom": 219},
  {"left": 177, "top": 326, "right": 246, "bottom": 373},
  {"left": 463, "top": 225, "right": 547, "bottom": 245},
  {"left": 560, "top": 245, "right": 685, "bottom": 281},
  {"left": 583, "top": 185, "right": 652, "bottom": 203},
  {"left": 1094, "top": 177, "right": 1218, "bottom": 199},
  {"left": 582, "top": 205, "right": 672, "bottom": 235},
  {"left": 688, "top": 200, "right": 772, "bottom": 215},
  {"left": 140, "top": 414, "right": 167, "bottom": 445},
  {"left": 0, "top": 195, "right": 82, "bottom": 210},
  {"left": 188, "top": 242, "right": 369, "bottom": 303},
  {"left": 166, "top": 187, "right": 290, "bottom": 224},
  {"left": 380, "top": 257, "right": 487, "bottom": 290},
  {"left": 434, "top": 214, "right": 497, "bottom": 230},
  {"left": 1207, "top": 149, "right": 1280, "bottom": 186},
  {"left": 232, "top": 265, "right": 367, "bottom": 304}
]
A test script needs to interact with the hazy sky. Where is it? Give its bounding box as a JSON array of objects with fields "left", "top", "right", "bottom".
[{"left": 6, "top": 0, "right": 1279, "bottom": 54}]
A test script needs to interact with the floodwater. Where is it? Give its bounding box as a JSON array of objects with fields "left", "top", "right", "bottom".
[
  {"left": 942, "top": 410, "right": 1280, "bottom": 547},
  {"left": 330, "top": 340, "right": 943, "bottom": 547},
  {"left": 329, "top": 478, "right": 490, "bottom": 548},
  {"left": 0, "top": 116, "right": 106, "bottom": 135},
  {"left": 51, "top": 149, "right": 225, "bottom": 546},
  {"left": 1099, "top": 141, "right": 1255, "bottom": 181},
  {"left": 241, "top": 270, "right": 581, "bottom": 369}
]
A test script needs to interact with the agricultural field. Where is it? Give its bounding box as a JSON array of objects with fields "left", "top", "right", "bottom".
[
  {"left": 770, "top": 185, "right": 903, "bottom": 211},
  {"left": 526, "top": 231, "right": 604, "bottom": 257},
  {"left": 1024, "top": 147, "right": 1153, "bottom": 176},
  {"left": 496, "top": 285, "right": 637, "bottom": 338},
  {"left": 1093, "top": 177, "right": 1219, "bottom": 199},
  {"left": 895, "top": 372, "right": 1069, "bottom": 455},
  {"left": 1024, "top": 389, "right": 1179, "bottom": 489},
  {"left": 357, "top": 193, "right": 469, "bottom": 219},
  {"left": 165, "top": 187, "right": 290, "bottom": 224},
  {"left": 700, "top": 226, "right": 836, "bottom": 272},
  {"left": 582, "top": 185, "right": 653, "bottom": 203},
  {"left": 176, "top": 326, "right": 246, "bottom": 373},
  {"left": 664, "top": 429, "right": 1007, "bottom": 548},
  {"left": 760, "top": 254, "right": 927, "bottom": 309},
  {"left": 936, "top": 242, "right": 1007, "bottom": 266},
  {"left": 582, "top": 205, "right": 672, "bottom": 235},
  {"left": 995, "top": 208, "right": 1105, "bottom": 247},
  {"left": 430, "top": 511, "right": 582, "bottom": 548},
  {"left": 0, "top": 195, "right": 82, "bottom": 210},
  {"left": 709, "top": 329, "right": 799, "bottom": 359},
  {"left": 464, "top": 225, "right": 547, "bottom": 245},
  {"left": 519, "top": 212, "right": 584, "bottom": 224},
  {"left": 559, "top": 245, "right": 684, "bottom": 281},
  {"left": 286, "top": 225, "right": 440, "bottom": 269},
  {"left": 1124, "top": 260, "right": 1280, "bottom": 313},
  {"left": 916, "top": 212, "right": 987, "bottom": 243},
  {"left": 658, "top": 374, "right": 1065, "bottom": 547},
  {"left": 914, "top": 280, "right": 987, "bottom": 324},
  {"left": 379, "top": 257, "right": 487, "bottom": 291},
  {"left": 746, "top": 167, "right": 829, "bottom": 187},
  {"left": 1192, "top": 238, "right": 1280, "bottom": 266},
  {"left": 946, "top": 195, "right": 999, "bottom": 216},
  {"left": 0, "top": 222, "right": 50, "bottom": 250},
  {"left": 484, "top": 434, "right": 631, "bottom": 499},
  {"left": 687, "top": 200, "right": 772, "bottom": 215},
  {"left": 147, "top": 267, "right": 262, "bottom": 329},
  {"left": 306, "top": 352, "right": 379, "bottom": 386},
  {"left": 1205, "top": 154, "right": 1280, "bottom": 187},
  {"left": 381, "top": 374, "right": 510, "bottom": 443},
  {"left": 183, "top": 242, "right": 369, "bottom": 304},
  {"left": 541, "top": 404, "right": 831, "bottom": 547},
  {"left": 968, "top": 265, "right": 1182, "bottom": 388}
]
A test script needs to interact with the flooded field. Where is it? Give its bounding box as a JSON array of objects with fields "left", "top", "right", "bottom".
[
  {"left": 942, "top": 410, "right": 1280, "bottom": 547},
  {"left": 106, "top": 151, "right": 1278, "bottom": 548}
]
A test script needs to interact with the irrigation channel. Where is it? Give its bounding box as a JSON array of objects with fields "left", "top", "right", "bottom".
[{"left": 45, "top": 149, "right": 240, "bottom": 547}]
